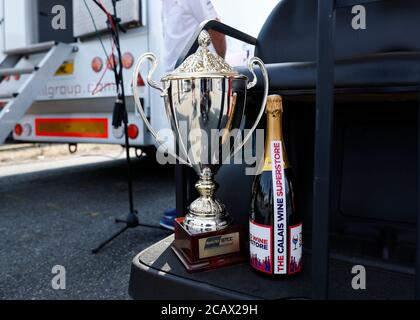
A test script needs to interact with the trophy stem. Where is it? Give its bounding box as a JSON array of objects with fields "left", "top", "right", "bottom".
[{"left": 184, "top": 168, "right": 231, "bottom": 234}]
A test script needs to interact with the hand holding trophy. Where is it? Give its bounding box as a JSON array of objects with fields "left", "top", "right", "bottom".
[{"left": 133, "top": 30, "right": 268, "bottom": 272}]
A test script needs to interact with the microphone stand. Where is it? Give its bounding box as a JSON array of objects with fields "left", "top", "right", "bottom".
[{"left": 91, "top": 0, "right": 167, "bottom": 254}]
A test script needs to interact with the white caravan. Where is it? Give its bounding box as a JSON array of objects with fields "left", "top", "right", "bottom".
[{"left": 0, "top": 0, "right": 278, "bottom": 147}]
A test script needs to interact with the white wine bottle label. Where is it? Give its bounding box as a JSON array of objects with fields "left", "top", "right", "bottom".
[
  {"left": 271, "top": 140, "right": 287, "bottom": 275},
  {"left": 289, "top": 223, "right": 303, "bottom": 274},
  {"left": 249, "top": 220, "right": 273, "bottom": 274}
]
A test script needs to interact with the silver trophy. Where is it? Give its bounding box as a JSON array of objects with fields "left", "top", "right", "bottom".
[{"left": 133, "top": 31, "right": 268, "bottom": 234}]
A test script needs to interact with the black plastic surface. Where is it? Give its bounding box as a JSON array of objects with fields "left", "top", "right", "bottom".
[
  {"left": 129, "top": 236, "right": 415, "bottom": 300},
  {"left": 257, "top": 0, "right": 420, "bottom": 64}
]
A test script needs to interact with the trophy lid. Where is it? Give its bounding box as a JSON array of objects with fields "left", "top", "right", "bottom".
[{"left": 162, "top": 31, "right": 244, "bottom": 80}]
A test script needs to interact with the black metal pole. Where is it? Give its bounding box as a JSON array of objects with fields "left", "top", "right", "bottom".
[
  {"left": 91, "top": 0, "right": 167, "bottom": 254},
  {"left": 312, "top": 0, "right": 336, "bottom": 300},
  {"left": 110, "top": 0, "right": 135, "bottom": 215},
  {"left": 92, "top": 225, "right": 129, "bottom": 254},
  {"left": 416, "top": 81, "right": 420, "bottom": 299}
]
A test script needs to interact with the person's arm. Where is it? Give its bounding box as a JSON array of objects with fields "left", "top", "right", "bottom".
[
  {"left": 188, "top": 0, "right": 227, "bottom": 58},
  {"left": 208, "top": 20, "right": 226, "bottom": 58}
]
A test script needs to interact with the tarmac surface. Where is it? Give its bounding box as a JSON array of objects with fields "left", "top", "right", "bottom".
[{"left": 0, "top": 144, "right": 174, "bottom": 299}]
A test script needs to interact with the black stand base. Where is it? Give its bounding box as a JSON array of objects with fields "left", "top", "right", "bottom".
[{"left": 91, "top": 210, "right": 167, "bottom": 254}]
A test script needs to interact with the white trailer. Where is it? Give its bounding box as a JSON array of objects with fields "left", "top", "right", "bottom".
[{"left": 0, "top": 0, "right": 278, "bottom": 147}]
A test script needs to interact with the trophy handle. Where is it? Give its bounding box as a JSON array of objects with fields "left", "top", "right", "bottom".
[
  {"left": 231, "top": 56, "right": 269, "bottom": 158},
  {"left": 133, "top": 53, "right": 192, "bottom": 167}
]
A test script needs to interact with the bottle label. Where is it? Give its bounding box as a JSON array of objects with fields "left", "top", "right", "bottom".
[
  {"left": 249, "top": 220, "right": 273, "bottom": 274},
  {"left": 289, "top": 223, "right": 303, "bottom": 274},
  {"left": 271, "top": 140, "right": 287, "bottom": 275}
]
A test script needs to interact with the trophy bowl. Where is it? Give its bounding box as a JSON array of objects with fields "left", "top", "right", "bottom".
[{"left": 133, "top": 30, "right": 268, "bottom": 271}]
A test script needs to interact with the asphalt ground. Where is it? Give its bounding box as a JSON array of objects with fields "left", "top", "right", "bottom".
[{"left": 0, "top": 145, "right": 174, "bottom": 299}]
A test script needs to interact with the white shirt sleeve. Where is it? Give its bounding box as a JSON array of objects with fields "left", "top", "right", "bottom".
[{"left": 186, "top": 0, "right": 220, "bottom": 23}]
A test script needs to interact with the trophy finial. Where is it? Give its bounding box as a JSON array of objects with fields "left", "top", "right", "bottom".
[
  {"left": 198, "top": 30, "right": 211, "bottom": 48},
  {"left": 169, "top": 30, "right": 236, "bottom": 75}
]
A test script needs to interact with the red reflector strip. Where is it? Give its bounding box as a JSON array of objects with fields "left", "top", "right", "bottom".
[
  {"left": 14, "top": 124, "right": 23, "bottom": 136},
  {"left": 35, "top": 118, "right": 108, "bottom": 138}
]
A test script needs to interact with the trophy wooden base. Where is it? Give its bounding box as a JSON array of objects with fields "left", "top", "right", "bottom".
[{"left": 172, "top": 217, "right": 247, "bottom": 273}]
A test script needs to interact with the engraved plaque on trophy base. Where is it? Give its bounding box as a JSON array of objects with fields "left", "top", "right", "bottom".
[{"left": 172, "top": 218, "right": 247, "bottom": 272}]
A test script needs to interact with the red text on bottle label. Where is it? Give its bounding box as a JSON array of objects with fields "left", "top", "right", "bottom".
[{"left": 271, "top": 141, "right": 287, "bottom": 275}]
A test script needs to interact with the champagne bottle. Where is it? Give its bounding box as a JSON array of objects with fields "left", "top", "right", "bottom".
[{"left": 249, "top": 95, "right": 302, "bottom": 277}]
